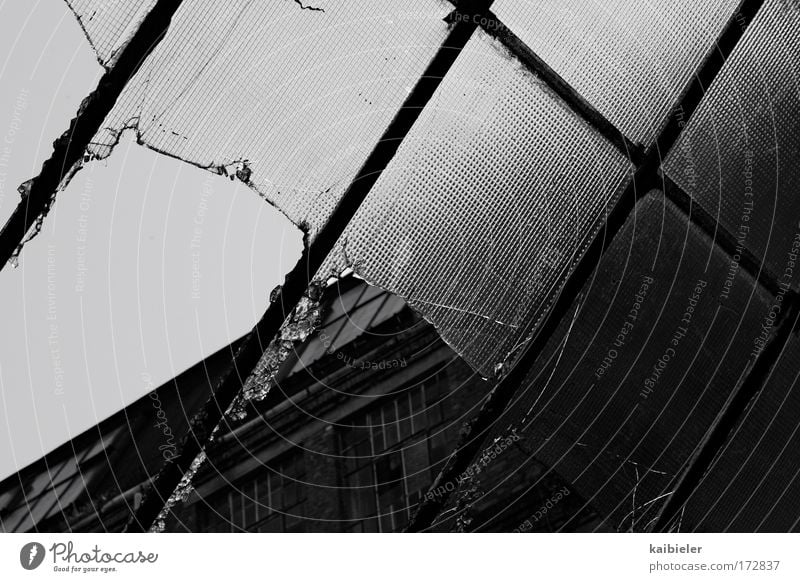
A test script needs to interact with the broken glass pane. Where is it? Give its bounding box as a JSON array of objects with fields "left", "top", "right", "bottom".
[
  {"left": 0, "top": 135, "right": 300, "bottom": 482},
  {"left": 320, "top": 30, "right": 633, "bottom": 376},
  {"left": 80, "top": 0, "right": 451, "bottom": 236},
  {"left": 664, "top": 0, "right": 800, "bottom": 289},
  {"left": 494, "top": 0, "right": 740, "bottom": 145}
]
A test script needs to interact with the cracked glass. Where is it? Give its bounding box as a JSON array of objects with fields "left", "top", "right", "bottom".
[{"left": 432, "top": 192, "right": 774, "bottom": 531}]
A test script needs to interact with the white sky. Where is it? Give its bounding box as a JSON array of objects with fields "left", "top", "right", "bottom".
[{"left": 0, "top": 1, "right": 302, "bottom": 480}]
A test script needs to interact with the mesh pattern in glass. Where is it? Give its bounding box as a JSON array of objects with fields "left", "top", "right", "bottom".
[
  {"left": 494, "top": 0, "right": 739, "bottom": 145},
  {"left": 320, "top": 30, "right": 633, "bottom": 376},
  {"left": 664, "top": 0, "right": 800, "bottom": 290},
  {"left": 64, "top": 0, "right": 158, "bottom": 66},
  {"left": 84, "top": 0, "right": 450, "bottom": 236}
]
